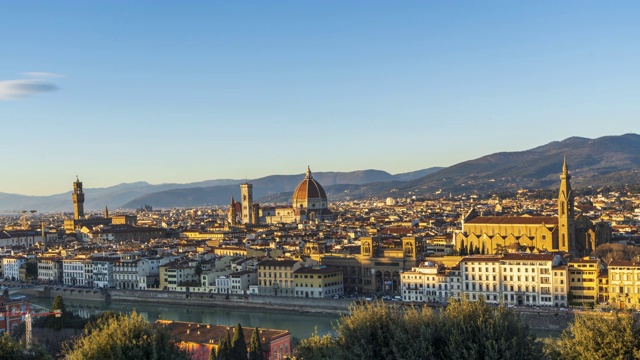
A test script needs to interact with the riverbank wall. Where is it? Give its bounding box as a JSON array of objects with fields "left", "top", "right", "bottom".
[
  {"left": 27, "top": 286, "right": 351, "bottom": 314},
  {"left": 24, "top": 286, "right": 573, "bottom": 330}
]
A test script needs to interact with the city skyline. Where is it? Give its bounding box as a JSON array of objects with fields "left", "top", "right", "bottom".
[{"left": 2, "top": 1, "right": 639, "bottom": 196}]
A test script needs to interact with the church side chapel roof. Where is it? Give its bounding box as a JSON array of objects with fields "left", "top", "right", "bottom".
[{"left": 466, "top": 216, "right": 558, "bottom": 225}]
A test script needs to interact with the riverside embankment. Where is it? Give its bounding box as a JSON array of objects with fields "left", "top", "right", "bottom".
[
  {"left": 23, "top": 286, "right": 352, "bottom": 314},
  {"left": 20, "top": 286, "right": 573, "bottom": 331}
]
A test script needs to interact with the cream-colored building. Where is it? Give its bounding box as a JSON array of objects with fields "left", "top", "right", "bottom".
[
  {"left": 160, "top": 261, "right": 198, "bottom": 291},
  {"left": 552, "top": 265, "right": 569, "bottom": 307},
  {"left": 499, "top": 253, "right": 559, "bottom": 306},
  {"left": 401, "top": 253, "right": 563, "bottom": 307},
  {"left": 37, "top": 256, "right": 62, "bottom": 284},
  {"left": 460, "top": 255, "right": 502, "bottom": 304},
  {"left": 607, "top": 261, "right": 640, "bottom": 310},
  {"left": 401, "top": 262, "right": 452, "bottom": 303},
  {"left": 257, "top": 259, "right": 303, "bottom": 296},
  {"left": 293, "top": 266, "right": 343, "bottom": 298}
]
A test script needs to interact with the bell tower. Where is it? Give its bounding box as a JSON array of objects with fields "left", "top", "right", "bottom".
[
  {"left": 228, "top": 196, "right": 238, "bottom": 226},
  {"left": 72, "top": 176, "right": 85, "bottom": 220},
  {"left": 557, "top": 157, "right": 575, "bottom": 252},
  {"left": 240, "top": 183, "right": 253, "bottom": 224}
]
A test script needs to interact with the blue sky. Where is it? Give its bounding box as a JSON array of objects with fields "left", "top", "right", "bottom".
[{"left": 1, "top": 1, "right": 639, "bottom": 196}]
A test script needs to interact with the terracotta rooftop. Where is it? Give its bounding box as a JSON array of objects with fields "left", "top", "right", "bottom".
[{"left": 466, "top": 216, "right": 558, "bottom": 225}]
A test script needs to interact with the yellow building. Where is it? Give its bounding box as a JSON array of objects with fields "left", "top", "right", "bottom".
[
  {"left": 567, "top": 257, "right": 600, "bottom": 305},
  {"left": 455, "top": 160, "right": 611, "bottom": 256},
  {"left": 293, "top": 266, "right": 343, "bottom": 298},
  {"left": 214, "top": 246, "right": 247, "bottom": 257},
  {"left": 607, "top": 261, "right": 640, "bottom": 310},
  {"left": 257, "top": 259, "right": 302, "bottom": 296}
]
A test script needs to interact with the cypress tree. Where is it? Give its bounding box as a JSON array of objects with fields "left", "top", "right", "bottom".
[
  {"left": 217, "top": 329, "right": 233, "bottom": 360},
  {"left": 231, "top": 323, "right": 248, "bottom": 359},
  {"left": 249, "top": 327, "right": 264, "bottom": 360}
]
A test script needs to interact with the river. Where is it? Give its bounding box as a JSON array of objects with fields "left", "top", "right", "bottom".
[{"left": 28, "top": 297, "right": 340, "bottom": 340}]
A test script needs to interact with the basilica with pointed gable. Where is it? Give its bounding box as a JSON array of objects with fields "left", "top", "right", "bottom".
[{"left": 455, "top": 159, "right": 611, "bottom": 256}]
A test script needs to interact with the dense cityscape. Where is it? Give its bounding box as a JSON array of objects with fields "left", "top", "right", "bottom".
[
  {"left": 2, "top": 160, "right": 640, "bottom": 359},
  {"left": 3, "top": 1, "right": 640, "bottom": 358}
]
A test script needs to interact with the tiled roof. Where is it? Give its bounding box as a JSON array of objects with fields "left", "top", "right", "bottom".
[
  {"left": 157, "top": 320, "right": 289, "bottom": 346},
  {"left": 466, "top": 216, "right": 558, "bottom": 225}
]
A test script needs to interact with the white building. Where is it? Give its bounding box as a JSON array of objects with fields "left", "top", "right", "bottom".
[
  {"left": 229, "top": 270, "right": 258, "bottom": 295},
  {"left": 499, "top": 253, "right": 559, "bottom": 306},
  {"left": 460, "top": 255, "right": 502, "bottom": 304},
  {"left": 2, "top": 256, "right": 27, "bottom": 281},
  {"left": 62, "top": 256, "right": 89, "bottom": 286}
]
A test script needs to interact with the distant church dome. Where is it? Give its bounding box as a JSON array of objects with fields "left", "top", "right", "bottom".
[{"left": 292, "top": 166, "right": 327, "bottom": 209}]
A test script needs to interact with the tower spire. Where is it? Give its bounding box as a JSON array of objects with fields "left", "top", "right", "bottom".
[
  {"left": 306, "top": 165, "right": 312, "bottom": 179},
  {"left": 558, "top": 158, "right": 575, "bottom": 253}
]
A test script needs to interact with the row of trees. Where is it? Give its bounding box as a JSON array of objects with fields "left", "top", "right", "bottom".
[
  {"left": 294, "top": 299, "right": 640, "bottom": 360},
  {"left": 212, "top": 323, "right": 264, "bottom": 360},
  {"left": 5, "top": 295, "right": 640, "bottom": 359}
]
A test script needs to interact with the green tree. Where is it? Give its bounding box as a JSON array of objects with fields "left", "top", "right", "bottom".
[
  {"left": 295, "top": 328, "right": 337, "bottom": 360},
  {"left": 216, "top": 329, "right": 232, "bottom": 360},
  {"left": 294, "top": 298, "right": 542, "bottom": 360},
  {"left": 0, "top": 333, "right": 52, "bottom": 360},
  {"left": 195, "top": 263, "right": 203, "bottom": 277},
  {"left": 554, "top": 312, "right": 640, "bottom": 360},
  {"left": 231, "top": 323, "right": 247, "bottom": 360},
  {"left": 64, "top": 311, "right": 190, "bottom": 360},
  {"left": 43, "top": 295, "right": 71, "bottom": 330},
  {"left": 52, "top": 295, "right": 65, "bottom": 312},
  {"left": 0, "top": 333, "right": 25, "bottom": 360},
  {"left": 248, "top": 327, "right": 264, "bottom": 360}
]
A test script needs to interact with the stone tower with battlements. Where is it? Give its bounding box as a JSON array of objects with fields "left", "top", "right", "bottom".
[{"left": 72, "top": 176, "right": 85, "bottom": 220}]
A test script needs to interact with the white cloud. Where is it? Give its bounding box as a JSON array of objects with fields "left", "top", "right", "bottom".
[
  {"left": 0, "top": 76, "right": 60, "bottom": 100},
  {"left": 23, "top": 72, "right": 64, "bottom": 78}
]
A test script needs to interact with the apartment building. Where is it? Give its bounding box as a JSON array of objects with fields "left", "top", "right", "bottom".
[
  {"left": 2, "top": 256, "right": 27, "bottom": 281},
  {"left": 461, "top": 255, "right": 501, "bottom": 304},
  {"left": 293, "top": 266, "right": 343, "bottom": 298},
  {"left": 552, "top": 265, "right": 569, "bottom": 307},
  {"left": 567, "top": 257, "right": 600, "bottom": 305},
  {"left": 607, "top": 260, "right": 640, "bottom": 310},
  {"left": 500, "top": 253, "right": 558, "bottom": 306},
  {"left": 400, "top": 253, "right": 562, "bottom": 307},
  {"left": 401, "top": 262, "right": 450, "bottom": 303},
  {"left": 257, "top": 259, "right": 302, "bottom": 296},
  {"left": 62, "top": 256, "right": 90, "bottom": 286},
  {"left": 37, "top": 256, "right": 63, "bottom": 284}
]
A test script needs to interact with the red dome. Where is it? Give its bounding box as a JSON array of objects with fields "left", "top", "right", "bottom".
[{"left": 292, "top": 167, "right": 327, "bottom": 203}]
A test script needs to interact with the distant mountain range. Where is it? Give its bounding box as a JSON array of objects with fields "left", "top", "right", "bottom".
[
  {"left": 2, "top": 133, "right": 639, "bottom": 212},
  {"left": 0, "top": 168, "right": 442, "bottom": 212}
]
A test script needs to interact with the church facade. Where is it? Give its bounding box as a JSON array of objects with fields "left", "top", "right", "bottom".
[{"left": 455, "top": 159, "right": 611, "bottom": 256}]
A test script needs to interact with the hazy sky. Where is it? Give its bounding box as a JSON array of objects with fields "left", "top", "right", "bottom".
[{"left": 2, "top": 1, "right": 639, "bottom": 196}]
